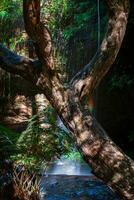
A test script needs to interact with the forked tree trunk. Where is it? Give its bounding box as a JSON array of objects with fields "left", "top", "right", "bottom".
[{"left": 0, "top": 0, "right": 134, "bottom": 199}]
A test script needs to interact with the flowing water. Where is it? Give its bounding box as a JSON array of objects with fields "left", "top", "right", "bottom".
[{"left": 44, "top": 157, "right": 92, "bottom": 176}]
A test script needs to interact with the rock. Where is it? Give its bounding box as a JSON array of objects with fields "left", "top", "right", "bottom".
[{"left": 40, "top": 175, "right": 121, "bottom": 200}]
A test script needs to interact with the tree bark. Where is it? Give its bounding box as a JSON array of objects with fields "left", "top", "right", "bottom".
[
  {"left": 0, "top": 43, "right": 42, "bottom": 81},
  {"left": 70, "top": 0, "right": 129, "bottom": 99},
  {"left": 0, "top": 0, "right": 134, "bottom": 199},
  {"left": 23, "top": 0, "right": 54, "bottom": 71}
]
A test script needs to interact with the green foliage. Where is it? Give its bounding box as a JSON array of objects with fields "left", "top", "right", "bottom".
[
  {"left": 0, "top": 105, "right": 74, "bottom": 170},
  {"left": 12, "top": 106, "right": 74, "bottom": 170},
  {"left": 42, "top": 0, "right": 108, "bottom": 80},
  {"left": 0, "top": 0, "right": 22, "bottom": 23},
  {"left": 108, "top": 73, "right": 134, "bottom": 90},
  {"left": 63, "top": 150, "right": 83, "bottom": 162},
  {"left": 0, "top": 0, "right": 108, "bottom": 169},
  {"left": 42, "top": 0, "right": 74, "bottom": 37},
  {"left": 0, "top": 124, "right": 19, "bottom": 143},
  {"left": 43, "top": 0, "right": 107, "bottom": 41},
  {"left": 106, "top": 55, "right": 134, "bottom": 91},
  {"left": 0, "top": 0, "right": 22, "bottom": 45},
  {"left": 0, "top": 124, "right": 18, "bottom": 166},
  {"left": 0, "top": 134, "right": 13, "bottom": 161}
]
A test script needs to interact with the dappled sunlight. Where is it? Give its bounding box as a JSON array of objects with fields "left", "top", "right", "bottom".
[
  {"left": 100, "top": 142, "right": 126, "bottom": 168},
  {"left": 81, "top": 140, "right": 102, "bottom": 157},
  {"left": 78, "top": 130, "right": 90, "bottom": 141},
  {"left": 112, "top": 173, "right": 123, "bottom": 184},
  {"left": 0, "top": 0, "right": 134, "bottom": 199}
]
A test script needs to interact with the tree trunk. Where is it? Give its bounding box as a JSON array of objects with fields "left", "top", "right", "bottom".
[
  {"left": 59, "top": 96, "right": 134, "bottom": 200},
  {"left": 34, "top": 77, "right": 134, "bottom": 200}
]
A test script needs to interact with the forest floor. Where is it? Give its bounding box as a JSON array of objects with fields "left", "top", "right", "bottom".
[{"left": 40, "top": 175, "right": 121, "bottom": 200}]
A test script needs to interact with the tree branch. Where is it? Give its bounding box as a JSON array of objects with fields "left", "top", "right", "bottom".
[
  {"left": 70, "top": 0, "right": 129, "bottom": 99},
  {"left": 0, "top": 43, "right": 41, "bottom": 80},
  {"left": 23, "top": 0, "right": 54, "bottom": 71}
]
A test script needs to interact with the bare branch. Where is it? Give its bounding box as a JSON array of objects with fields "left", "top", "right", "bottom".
[
  {"left": 70, "top": 0, "right": 129, "bottom": 99},
  {"left": 23, "top": 0, "right": 54, "bottom": 71},
  {"left": 0, "top": 43, "right": 41, "bottom": 80}
]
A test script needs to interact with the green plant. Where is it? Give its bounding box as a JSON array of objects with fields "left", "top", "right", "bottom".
[
  {"left": 108, "top": 71, "right": 134, "bottom": 90},
  {"left": 0, "top": 124, "right": 19, "bottom": 166},
  {"left": 0, "top": 135, "right": 13, "bottom": 163},
  {"left": 0, "top": 124, "right": 19, "bottom": 143},
  {"left": 14, "top": 106, "right": 74, "bottom": 170},
  {"left": 0, "top": 0, "right": 22, "bottom": 44},
  {"left": 63, "top": 150, "right": 83, "bottom": 162}
]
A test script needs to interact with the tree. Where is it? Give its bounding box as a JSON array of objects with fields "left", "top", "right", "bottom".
[{"left": 0, "top": 0, "right": 134, "bottom": 199}]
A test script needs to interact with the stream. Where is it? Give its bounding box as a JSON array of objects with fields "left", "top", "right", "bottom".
[{"left": 40, "top": 157, "right": 121, "bottom": 200}]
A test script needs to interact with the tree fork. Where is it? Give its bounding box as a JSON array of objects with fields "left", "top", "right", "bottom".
[{"left": 70, "top": 0, "right": 129, "bottom": 99}]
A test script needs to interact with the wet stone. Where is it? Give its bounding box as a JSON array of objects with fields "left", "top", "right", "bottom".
[{"left": 40, "top": 175, "right": 121, "bottom": 200}]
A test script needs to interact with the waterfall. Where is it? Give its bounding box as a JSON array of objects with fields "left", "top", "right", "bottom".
[
  {"left": 2, "top": 71, "right": 5, "bottom": 98},
  {"left": 8, "top": 73, "right": 11, "bottom": 98},
  {"left": 44, "top": 156, "right": 91, "bottom": 176},
  {"left": 94, "top": 0, "right": 101, "bottom": 118},
  {"left": 97, "top": 0, "right": 101, "bottom": 50}
]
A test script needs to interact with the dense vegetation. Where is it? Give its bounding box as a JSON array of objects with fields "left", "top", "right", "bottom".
[
  {"left": 0, "top": 0, "right": 108, "bottom": 169},
  {"left": 0, "top": 108, "right": 75, "bottom": 170}
]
